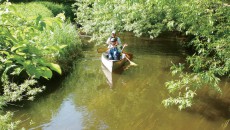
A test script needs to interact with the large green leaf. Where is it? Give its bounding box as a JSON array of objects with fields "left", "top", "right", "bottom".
[
  {"left": 26, "top": 65, "right": 52, "bottom": 79},
  {"left": 46, "top": 63, "right": 62, "bottom": 75}
]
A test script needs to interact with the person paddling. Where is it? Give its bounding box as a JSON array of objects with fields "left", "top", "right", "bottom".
[
  {"left": 108, "top": 38, "right": 122, "bottom": 60},
  {"left": 108, "top": 38, "right": 128, "bottom": 60},
  {"left": 106, "top": 30, "right": 122, "bottom": 49}
]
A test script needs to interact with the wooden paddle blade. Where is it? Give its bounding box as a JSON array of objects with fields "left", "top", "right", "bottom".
[
  {"left": 130, "top": 61, "right": 138, "bottom": 66},
  {"left": 97, "top": 47, "right": 108, "bottom": 53},
  {"left": 125, "top": 56, "right": 137, "bottom": 66}
]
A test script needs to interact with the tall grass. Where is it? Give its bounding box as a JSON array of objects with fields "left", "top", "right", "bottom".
[
  {"left": 10, "top": 1, "right": 74, "bottom": 21},
  {"left": 12, "top": 2, "right": 53, "bottom": 18},
  {"left": 40, "top": 23, "right": 82, "bottom": 73}
]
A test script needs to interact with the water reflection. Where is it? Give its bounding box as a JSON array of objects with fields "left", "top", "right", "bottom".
[
  {"left": 101, "top": 65, "right": 118, "bottom": 88},
  {"left": 33, "top": 96, "right": 83, "bottom": 130}
]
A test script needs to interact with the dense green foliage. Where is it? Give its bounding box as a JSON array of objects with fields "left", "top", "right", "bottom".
[
  {"left": 1, "top": 3, "right": 64, "bottom": 79},
  {"left": 74, "top": 0, "right": 230, "bottom": 109},
  {"left": 8, "top": 2, "right": 82, "bottom": 73},
  {"left": 0, "top": 2, "right": 82, "bottom": 129}
]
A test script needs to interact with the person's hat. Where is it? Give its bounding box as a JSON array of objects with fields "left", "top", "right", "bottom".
[
  {"left": 112, "top": 30, "right": 116, "bottom": 34},
  {"left": 110, "top": 38, "right": 117, "bottom": 42}
]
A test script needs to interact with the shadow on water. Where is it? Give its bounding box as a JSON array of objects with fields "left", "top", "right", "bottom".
[{"left": 187, "top": 78, "right": 230, "bottom": 121}]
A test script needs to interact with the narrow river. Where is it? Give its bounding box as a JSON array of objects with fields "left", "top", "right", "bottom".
[{"left": 9, "top": 33, "right": 230, "bottom": 130}]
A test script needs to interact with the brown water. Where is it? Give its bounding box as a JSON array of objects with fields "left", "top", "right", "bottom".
[{"left": 9, "top": 33, "right": 230, "bottom": 130}]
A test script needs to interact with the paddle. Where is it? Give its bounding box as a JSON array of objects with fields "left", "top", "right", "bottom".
[
  {"left": 122, "top": 44, "right": 138, "bottom": 66},
  {"left": 124, "top": 55, "right": 137, "bottom": 66}
]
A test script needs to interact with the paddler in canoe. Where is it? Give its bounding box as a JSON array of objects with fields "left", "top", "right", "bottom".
[
  {"left": 106, "top": 30, "right": 123, "bottom": 50},
  {"left": 101, "top": 37, "right": 128, "bottom": 72},
  {"left": 101, "top": 30, "right": 137, "bottom": 72}
]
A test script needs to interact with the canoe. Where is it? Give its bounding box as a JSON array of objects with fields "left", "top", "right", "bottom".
[{"left": 101, "top": 52, "right": 131, "bottom": 72}]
